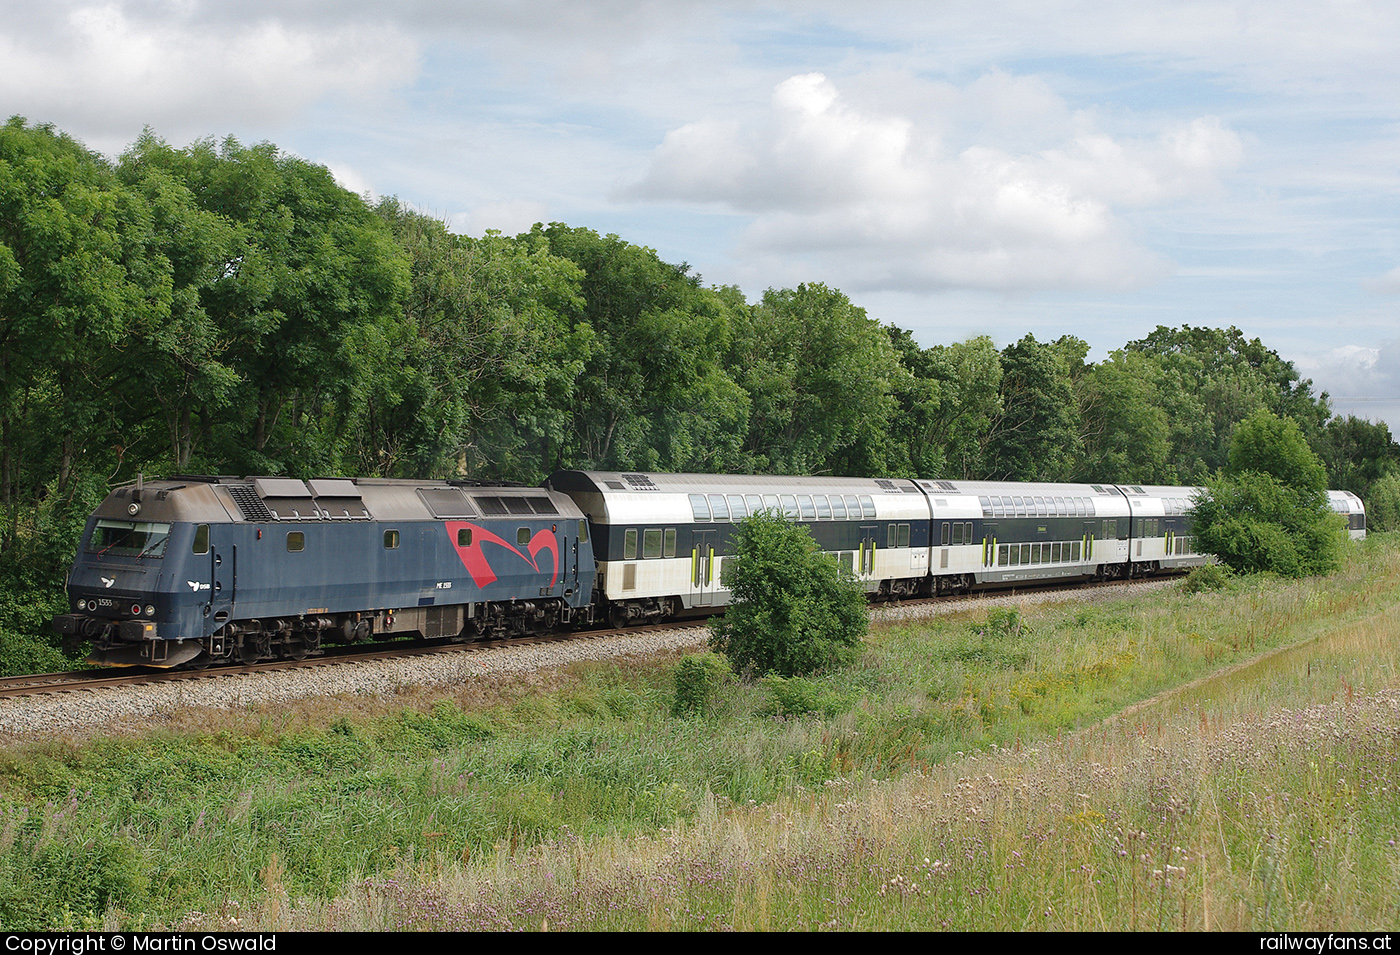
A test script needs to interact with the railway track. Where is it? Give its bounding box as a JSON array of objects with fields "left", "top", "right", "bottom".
[{"left": 0, "top": 618, "right": 712, "bottom": 700}]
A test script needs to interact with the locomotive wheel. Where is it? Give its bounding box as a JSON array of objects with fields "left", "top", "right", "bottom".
[{"left": 239, "top": 632, "right": 271, "bottom": 665}]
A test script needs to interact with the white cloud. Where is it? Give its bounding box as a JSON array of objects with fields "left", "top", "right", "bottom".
[
  {"left": 0, "top": 2, "right": 418, "bottom": 149},
  {"left": 1297, "top": 341, "right": 1400, "bottom": 408},
  {"left": 626, "top": 72, "right": 1241, "bottom": 292},
  {"left": 455, "top": 200, "right": 550, "bottom": 237}
]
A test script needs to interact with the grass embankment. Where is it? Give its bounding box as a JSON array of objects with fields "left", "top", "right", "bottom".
[{"left": 3, "top": 538, "right": 1400, "bottom": 930}]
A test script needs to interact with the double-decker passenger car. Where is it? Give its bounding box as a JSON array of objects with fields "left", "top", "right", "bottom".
[
  {"left": 1328, "top": 490, "right": 1367, "bottom": 540},
  {"left": 545, "top": 470, "right": 935, "bottom": 624},
  {"left": 53, "top": 476, "right": 595, "bottom": 667}
]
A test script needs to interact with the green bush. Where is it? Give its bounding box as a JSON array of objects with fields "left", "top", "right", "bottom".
[
  {"left": 672, "top": 653, "right": 730, "bottom": 716},
  {"left": 709, "top": 511, "right": 867, "bottom": 677},
  {"left": 1366, "top": 473, "right": 1400, "bottom": 533},
  {"left": 1181, "top": 562, "right": 1232, "bottom": 593},
  {"left": 984, "top": 607, "right": 1028, "bottom": 638},
  {"left": 1192, "top": 410, "right": 1346, "bottom": 578},
  {"left": 1193, "top": 473, "right": 1344, "bottom": 577}
]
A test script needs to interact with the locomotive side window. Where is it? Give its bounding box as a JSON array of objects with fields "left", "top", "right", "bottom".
[
  {"left": 578, "top": 520, "right": 588, "bottom": 543},
  {"left": 384, "top": 530, "right": 400, "bottom": 549},
  {"left": 624, "top": 529, "right": 638, "bottom": 560},
  {"left": 192, "top": 524, "right": 209, "bottom": 555},
  {"left": 517, "top": 526, "right": 531, "bottom": 546},
  {"left": 457, "top": 528, "right": 471, "bottom": 547},
  {"left": 286, "top": 532, "right": 305, "bottom": 552}
]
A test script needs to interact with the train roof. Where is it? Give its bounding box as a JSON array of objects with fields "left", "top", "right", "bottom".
[
  {"left": 914, "top": 478, "right": 1132, "bottom": 518},
  {"left": 547, "top": 470, "right": 931, "bottom": 524},
  {"left": 92, "top": 476, "right": 584, "bottom": 525},
  {"left": 1328, "top": 489, "right": 1365, "bottom": 514}
]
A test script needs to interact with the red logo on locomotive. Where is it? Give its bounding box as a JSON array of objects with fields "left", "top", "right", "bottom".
[{"left": 445, "top": 522, "right": 560, "bottom": 589}]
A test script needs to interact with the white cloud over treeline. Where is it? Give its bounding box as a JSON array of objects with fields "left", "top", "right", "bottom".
[{"left": 626, "top": 72, "right": 1243, "bottom": 293}]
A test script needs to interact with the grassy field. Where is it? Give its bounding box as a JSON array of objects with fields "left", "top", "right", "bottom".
[{"left": 3, "top": 538, "right": 1399, "bottom": 930}]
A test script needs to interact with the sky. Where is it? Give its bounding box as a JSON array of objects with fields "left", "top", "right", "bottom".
[{"left": 3, "top": 1, "right": 1399, "bottom": 429}]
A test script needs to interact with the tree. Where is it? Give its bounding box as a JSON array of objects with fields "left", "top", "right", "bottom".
[
  {"left": 532, "top": 224, "right": 750, "bottom": 474},
  {"left": 709, "top": 511, "right": 867, "bottom": 677},
  {"left": 1125, "top": 324, "right": 1332, "bottom": 479},
  {"left": 1317, "top": 415, "right": 1399, "bottom": 498},
  {"left": 122, "top": 135, "right": 411, "bottom": 477},
  {"left": 728, "top": 283, "right": 907, "bottom": 476},
  {"left": 1192, "top": 409, "right": 1345, "bottom": 577},
  {"left": 365, "top": 205, "right": 592, "bottom": 482},
  {"left": 983, "top": 334, "right": 1083, "bottom": 481}
]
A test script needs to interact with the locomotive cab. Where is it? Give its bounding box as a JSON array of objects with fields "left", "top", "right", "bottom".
[{"left": 52, "top": 479, "right": 230, "bottom": 666}]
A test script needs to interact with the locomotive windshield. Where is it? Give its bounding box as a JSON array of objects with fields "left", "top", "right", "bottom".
[{"left": 86, "top": 519, "right": 172, "bottom": 558}]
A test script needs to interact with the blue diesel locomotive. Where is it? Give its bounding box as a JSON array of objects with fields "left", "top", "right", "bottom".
[{"left": 52, "top": 476, "right": 595, "bottom": 667}]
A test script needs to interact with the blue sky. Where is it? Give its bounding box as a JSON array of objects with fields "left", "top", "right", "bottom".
[{"left": 4, "top": 1, "right": 1399, "bottom": 428}]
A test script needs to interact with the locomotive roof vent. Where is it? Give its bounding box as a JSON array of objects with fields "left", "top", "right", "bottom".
[
  {"left": 226, "top": 484, "right": 275, "bottom": 522},
  {"left": 252, "top": 477, "right": 317, "bottom": 520},
  {"left": 418, "top": 487, "right": 478, "bottom": 519}
]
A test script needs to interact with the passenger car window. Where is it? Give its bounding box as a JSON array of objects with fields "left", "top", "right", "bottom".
[
  {"left": 624, "top": 529, "right": 638, "bottom": 560},
  {"left": 689, "top": 494, "right": 711, "bottom": 522}
]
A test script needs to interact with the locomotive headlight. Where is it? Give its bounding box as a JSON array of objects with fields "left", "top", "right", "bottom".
[
  {"left": 145, "top": 604, "right": 155, "bottom": 616},
  {"left": 127, "top": 502, "right": 141, "bottom": 515}
]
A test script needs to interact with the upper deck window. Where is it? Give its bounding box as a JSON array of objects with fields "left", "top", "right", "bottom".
[{"left": 87, "top": 520, "right": 171, "bottom": 558}]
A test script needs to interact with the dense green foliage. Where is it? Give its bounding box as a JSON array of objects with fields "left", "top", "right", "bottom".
[
  {"left": 709, "top": 512, "right": 868, "bottom": 677},
  {"left": 1193, "top": 410, "right": 1345, "bottom": 577},
  {"left": 1, "top": 115, "right": 1396, "bottom": 670}
]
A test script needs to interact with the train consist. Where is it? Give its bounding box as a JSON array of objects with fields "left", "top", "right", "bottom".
[{"left": 51, "top": 471, "right": 1364, "bottom": 668}]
